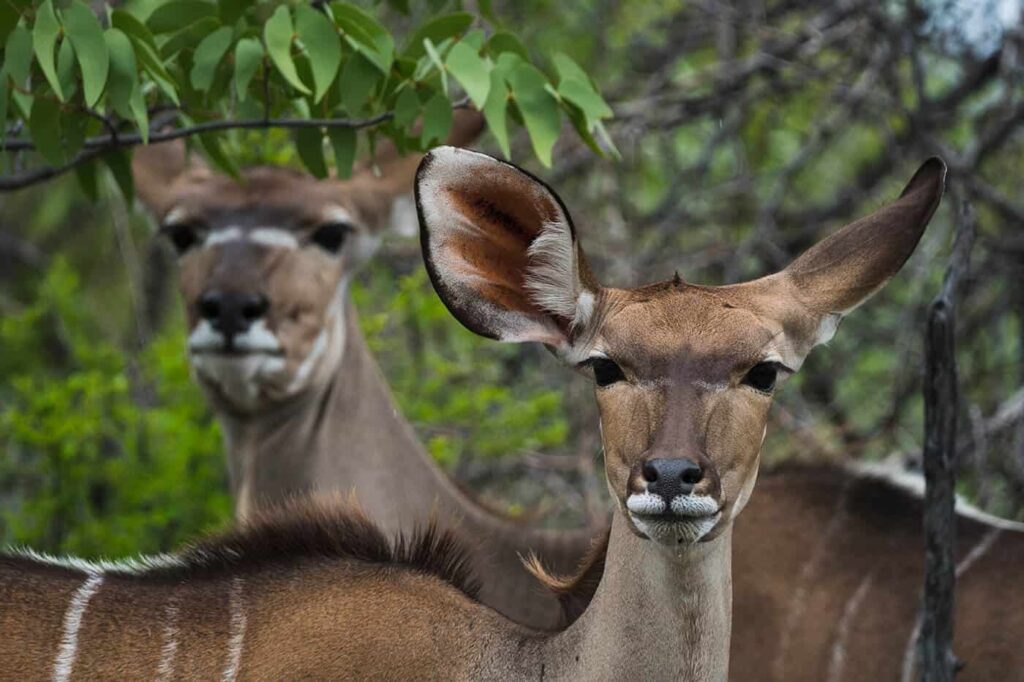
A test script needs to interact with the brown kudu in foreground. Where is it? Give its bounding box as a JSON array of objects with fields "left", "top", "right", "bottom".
[
  {"left": 1, "top": 148, "right": 946, "bottom": 680},
  {"left": 129, "top": 112, "right": 597, "bottom": 629}
]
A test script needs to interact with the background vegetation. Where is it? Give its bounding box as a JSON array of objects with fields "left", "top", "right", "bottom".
[{"left": 2, "top": 0, "right": 1023, "bottom": 558}]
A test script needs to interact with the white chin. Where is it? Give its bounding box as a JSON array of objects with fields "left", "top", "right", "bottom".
[
  {"left": 630, "top": 512, "right": 721, "bottom": 546},
  {"left": 190, "top": 352, "right": 291, "bottom": 411}
]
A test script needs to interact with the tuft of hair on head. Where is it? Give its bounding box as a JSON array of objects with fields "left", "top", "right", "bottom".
[
  {"left": 522, "top": 528, "right": 610, "bottom": 627},
  {"left": 170, "top": 495, "right": 481, "bottom": 599}
]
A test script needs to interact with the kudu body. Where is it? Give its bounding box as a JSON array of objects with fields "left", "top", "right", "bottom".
[
  {"left": 131, "top": 114, "right": 596, "bottom": 629},
  {"left": 1, "top": 148, "right": 947, "bottom": 680},
  {"left": 729, "top": 463, "right": 1024, "bottom": 682}
]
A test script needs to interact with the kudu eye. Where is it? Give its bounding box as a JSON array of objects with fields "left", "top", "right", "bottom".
[
  {"left": 742, "top": 362, "right": 779, "bottom": 394},
  {"left": 310, "top": 221, "right": 352, "bottom": 254},
  {"left": 164, "top": 223, "right": 200, "bottom": 254},
  {"left": 586, "top": 357, "right": 626, "bottom": 387}
]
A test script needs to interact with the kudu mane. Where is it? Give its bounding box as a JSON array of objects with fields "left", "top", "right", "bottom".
[{"left": 4, "top": 499, "right": 481, "bottom": 599}]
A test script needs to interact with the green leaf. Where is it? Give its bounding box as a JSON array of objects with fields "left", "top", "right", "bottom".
[
  {"left": 331, "top": 2, "right": 393, "bottom": 74},
  {"left": 233, "top": 37, "right": 262, "bottom": 100},
  {"left": 74, "top": 158, "right": 98, "bottom": 201},
  {"left": 29, "top": 96, "right": 64, "bottom": 166},
  {"left": 422, "top": 37, "right": 447, "bottom": 96},
  {"left": 327, "top": 126, "right": 356, "bottom": 178},
  {"left": 190, "top": 25, "right": 233, "bottom": 92},
  {"left": 508, "top": 62, "right": 561, "bottom": 167},
  {"left": 264, "top": 5, "right": 310, "bottom": 95},
  {"left": 32, "top": 0, "right": 64, "bottom": 101},
  {"left": 402, "top": 13, "right": 472, "bottom": 59},
  {"left": 147, "top": 1, "right": 217, "bottom": 35},
  {"left": 5, "top": 25, "right": 33, "bottom": 85},
  {"left": 553, "top": 53, "right": 612, "bottom": 129},
  {"left": 128, "top": 84, "right": 149, "bottom": 144},
  {"left": 295, "top": 127, "right": 328, "bottom": 179},
  {"left": 56, "top": 34, "right": 77, "bottom": 99},
  {"left": 0, "top": 1, "right": 21, "bottom": 44},
  {"left": 103, "top": 148, "right": 134, "bottom": 204},
  {"left": 481, "top": 69, "right": 509, "bottom": 157},
  {"left": 105, "top": 29, "right": 148, "bottom": 139},
  {"left": 393, "top": 86, "right": 420, "bottom": 130},
  {"left": 421, "top": 92, "right": 452, "bottom": 146},
  {"left": 487, "top": 31, "right": 528, "bottom": 60},
  {"left": 196, "top": 132, "right": 239, "bottom": 178},
  {"left": 132, "top": 35, "right": 179, "bottom": 104},
  {"left": 446, "top": 40, "right": 489, "bottom": 108},
  {"left": 63, "top": 0, "right": 110, "bottom": 108},
  {"left": 338, "top": 51, "right": 380, "bottom": 112},
  {"left": 294, "top": 5, "right": 341, "bottom": 103},
  {"left": 218, "top": 0, "right": 248, "bottom": 24},
  {"left": 111, "top": 10, "right": 159, "bottom": 52},
  {"left": 104, "top": 29, "right": 134, "bottom": 114},
  {"left": 160, "top": 17, "right": 219, "bottom": 60},
  {"left": 0, "top": 75, "right": 8, "bottom": 149}
]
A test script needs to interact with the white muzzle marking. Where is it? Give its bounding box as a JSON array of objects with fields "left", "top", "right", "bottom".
[{"left": 627, "top": 492, "right": 721, "bottom": 545}]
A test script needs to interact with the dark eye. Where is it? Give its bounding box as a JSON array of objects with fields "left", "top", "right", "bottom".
[
  {"left": 743, "top": 362, "right": 778, "bottom": 394},
  {"left": 310, "top": 221, "right": 352, "bottom": 253},
  {"left": 164, "top": 223, "right": 200, "bottom": 254},
  {"left": 588, "top": 357, "right": 626, "bottom": 387}
]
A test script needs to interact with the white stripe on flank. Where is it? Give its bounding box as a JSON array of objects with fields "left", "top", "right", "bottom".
[
  {"left": 52, "top": 572, "right": 103, "bottom": 682},
  {"left": 156, "top": 595, "right": 181, "bottom": 681},
  {"left": 826, "top": 573, "right": 874, "bottom": 682},
  {"left": 223, "top": 577, "right": 247, "bottom": 681}
]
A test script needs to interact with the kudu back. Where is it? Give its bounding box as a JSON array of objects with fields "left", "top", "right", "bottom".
[
  {"left": 131, "top": 113, "right": 598, "bottom": 630},
  {"left": 1, "top": 148, "right": 953, "bottom": 681}
]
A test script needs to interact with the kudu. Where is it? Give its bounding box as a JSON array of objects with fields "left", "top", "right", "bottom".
[
  {"left": 130, "top": 112, "right": 597, "bottom": 629},
  {"left": 1, "top": 148, "right": 948, "bottom": 680}
]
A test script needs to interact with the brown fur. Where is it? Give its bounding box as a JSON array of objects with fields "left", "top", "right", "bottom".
[
  {"left": 131, "top": 112, "right": 600, "bottom": 630},
  {"left": 525, "top": 529, "right": 609, "bottom": 626}
]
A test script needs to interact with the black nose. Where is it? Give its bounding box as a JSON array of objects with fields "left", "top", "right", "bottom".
[
  {"left": 642, "top": 458, "right": 704, "bottom": 501},
  {"left": 197, "top": 290, "right": 269, "bottom": 341}
]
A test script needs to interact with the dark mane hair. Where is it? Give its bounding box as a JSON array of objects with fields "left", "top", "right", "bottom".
[
  {"left": 524, "top": 528, "right": 609, "bottom": 627},
  {"left": 173, "top": 497, "right": 481, "bottom": 598},
  {"left": 4, "top": 497, "right": 480, "bottom": 601}
]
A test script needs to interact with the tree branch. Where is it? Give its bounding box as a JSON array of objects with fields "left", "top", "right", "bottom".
[
  {"left": 0, "top": 102, "right": 469, "bottom": 192},
  {"left": 918, "top": 192, "right": 976, "bottom": 682}
]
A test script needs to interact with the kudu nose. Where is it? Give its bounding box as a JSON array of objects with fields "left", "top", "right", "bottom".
[
  {"left": 198, "top": 290, "right": 269, "bottom": 341},
  {"left": 642, "top": 458, "right": 704, "bottom": 502}
]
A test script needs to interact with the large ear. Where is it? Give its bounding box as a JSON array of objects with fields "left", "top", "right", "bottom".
[
  {"left": 759, "top": 157, "right": 946, "bottom": 361},
  {"left": 131, "top": 139, "right": 204, "bottom": 217},
  {"left": 784, "top": 157, "right": 946, "bottom": 315},
  {"left": 416, "top": 146, "right": 598, "bottom": 350},
  {"left": 342, "top": 109, "right": 486, "bottom": 232}
]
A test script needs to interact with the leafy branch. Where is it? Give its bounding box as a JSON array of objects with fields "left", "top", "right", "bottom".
[{"left": 0, "top": 0, "right": 616, "bottom": 193}]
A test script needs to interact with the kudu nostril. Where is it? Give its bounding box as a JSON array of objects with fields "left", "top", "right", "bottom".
[
  {"left": 681, "top": 461, "right": 704, "bottom": 486},
  {"left": 644, "top": 458, "right": 705, "bottom": 501},
  {"left": 642, "top": 460, "right": 659, "bottom": 483},
  {"left": 241, "top": 293, "right": 269, "bottom": 321},
  {"left": 198, "top": 291, "right": 222, "bottom": 321},
  {"left": 197, "top": 290, "right": 269, "bottom": 340}
]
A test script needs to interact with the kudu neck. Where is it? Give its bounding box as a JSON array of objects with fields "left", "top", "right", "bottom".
[
  {"left": 216, "top": 297, "right": 431, "bottom": 518},
  {"left": 543, "top": 513, "right": 733, "bottom": 681}
]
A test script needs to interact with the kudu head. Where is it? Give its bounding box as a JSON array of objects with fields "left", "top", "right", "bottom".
[
  {"left": 417, "top": 148, "right": 944, "bottom": 550},
  {"left": 133, "top": 112, "right": 483, "bottom": 413}
]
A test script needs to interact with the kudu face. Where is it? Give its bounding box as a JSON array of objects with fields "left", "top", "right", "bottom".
[
  {"left": 417, "top": 148, "right": 945, "bottom": 550},
  {"left": 132, "top": 141, "right": 437, "bottom": 414}
]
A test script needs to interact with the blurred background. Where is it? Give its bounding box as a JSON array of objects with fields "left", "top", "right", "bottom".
[{"left": 2, "top": 0, "right": 1022, "bottom": 558}]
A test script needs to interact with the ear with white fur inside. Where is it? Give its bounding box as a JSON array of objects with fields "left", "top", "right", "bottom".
[{"left": 415, "top": 147, "right": 598, "bottom": 351}]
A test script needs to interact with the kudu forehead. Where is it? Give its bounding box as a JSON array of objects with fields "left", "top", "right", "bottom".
[
  {"left": 163, "top": 167, "right": 361, "bottom": 229},
  {"left": 598, "top": 283, "right": 783, "bottom": 375}
]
